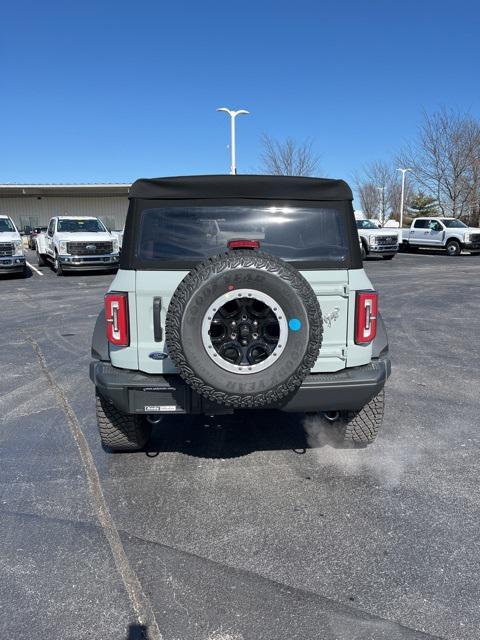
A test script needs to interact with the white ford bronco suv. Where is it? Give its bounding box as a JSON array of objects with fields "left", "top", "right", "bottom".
[
  {"left": 90, "top": 176, "right": 391, "bottom": 452},
  {"left": 0, "top": 214, "right": 27, "bottom": 277},
  {"left": 36, "top": 215, "right": 120, "bottom": 275}
]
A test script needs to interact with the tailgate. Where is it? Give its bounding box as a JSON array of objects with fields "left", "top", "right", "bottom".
[{"left": 135, "top": 269, "right": 349, "bottom": 375}]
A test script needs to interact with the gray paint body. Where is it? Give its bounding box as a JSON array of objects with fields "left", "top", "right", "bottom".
[{"left": 107, "top": 267, "right": 374, "bottom": 374}]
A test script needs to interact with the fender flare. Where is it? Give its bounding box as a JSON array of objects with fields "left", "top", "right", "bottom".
[
  {"left": 91, "top": 309, "right": 109, "bottom": 361},
  {"left": 372, "top": 311, "right": 388, "bottom": 359}
]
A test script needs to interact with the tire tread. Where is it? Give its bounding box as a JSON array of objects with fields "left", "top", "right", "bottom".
[
  {"left": 339, "top": 389, "right": 385, "bottom": 445},
  {"left": 96, "top": 393, "right": 151, "bottom": 451},
  {"left": 166, "top": 250, "right": 323, "bottom": 408}
]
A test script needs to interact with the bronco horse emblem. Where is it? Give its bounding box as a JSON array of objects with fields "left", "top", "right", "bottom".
[{"left": 323, "top": 307, "right": 340, "bottom": 328}]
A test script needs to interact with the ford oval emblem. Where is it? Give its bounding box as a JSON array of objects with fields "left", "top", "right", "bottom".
[
  {"left": 86, "top": 244, "right": 96, "bottom": 251},
  {"left": 149, "top": 352, "right": 168, "bottom": 360}
]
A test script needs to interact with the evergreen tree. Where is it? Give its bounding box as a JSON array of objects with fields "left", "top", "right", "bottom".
[{"left": 408, "top": 192, "right": 438, "bottom": 217}]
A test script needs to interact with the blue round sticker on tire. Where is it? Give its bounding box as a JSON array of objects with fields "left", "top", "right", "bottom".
[{"left": 289, "top": 318, "right": 302, "bottom": 331}]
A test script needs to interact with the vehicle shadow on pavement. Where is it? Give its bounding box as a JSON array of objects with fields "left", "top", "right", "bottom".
[
  {"left": 126, "top": 624, "right": 149, "bottom": 639},
  {"left": 401, "top": 248, "right": 480, "bottom": 257},
  {"left": 145, "top": 411, "right": 311, "bottom": 459},
  {"left": 0, "top": 268, "right": 33, "bottom": 279}
]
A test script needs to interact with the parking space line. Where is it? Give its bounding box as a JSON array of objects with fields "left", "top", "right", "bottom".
[
  {"left": 24, "top": 332, "right": 163, "bottom": 640},
  {"left": 26, "top": 261, "right": 44, "bottom": 276}
]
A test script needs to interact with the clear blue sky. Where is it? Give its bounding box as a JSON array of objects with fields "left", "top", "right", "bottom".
[{"left": 2, "top": 0, "right": 479, "bottom": 186}]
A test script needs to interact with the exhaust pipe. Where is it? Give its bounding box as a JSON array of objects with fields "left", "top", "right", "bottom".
[
  {"left": 323, "top": 411, "right": 340, "bottom": 423},
  {"left": 147, "top": 415, "right": 163, "bottom": 425}
]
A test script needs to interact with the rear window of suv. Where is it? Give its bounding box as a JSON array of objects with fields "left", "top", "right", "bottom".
[{"left": 136, "top": 204, "right": 349, "bottom": 267}]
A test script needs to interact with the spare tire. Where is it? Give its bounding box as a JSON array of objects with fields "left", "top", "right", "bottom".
[{"left": 165, "top": 250, "right": 323, "bottom": 408}]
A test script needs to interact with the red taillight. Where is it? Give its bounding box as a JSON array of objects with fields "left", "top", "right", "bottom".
[
  {"left": 355, "top": 291, "right": 378, "bottom": 345},
  {"left": 227, "top": 239, "right": 260, "bottom": 250},
  {"left": 105, "top": 292, "right": 129, "bottom": 346}
]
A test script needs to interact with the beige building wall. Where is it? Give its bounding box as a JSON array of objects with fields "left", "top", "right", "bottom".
[{"left": 0, "top": 195, "right": 129, "bottom": 230}]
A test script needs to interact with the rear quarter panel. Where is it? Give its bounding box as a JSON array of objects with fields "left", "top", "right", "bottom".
[
  {"left": 346, "top": 268, "right": 375, "bottom": 367},
  {"left": 108, "top": 270, "right": 139, "bottom": 370}
]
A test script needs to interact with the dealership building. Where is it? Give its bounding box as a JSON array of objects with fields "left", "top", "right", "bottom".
[{"left": 0, "top": 183, "right": 131, "bottom": 231}]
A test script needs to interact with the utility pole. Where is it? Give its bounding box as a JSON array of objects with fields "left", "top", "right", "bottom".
[{"left": 216, "top": 107, "right": 249, "bottom": 174}]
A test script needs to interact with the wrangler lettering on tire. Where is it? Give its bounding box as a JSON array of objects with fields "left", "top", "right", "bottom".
[{"left": 166, "top": 250, "right": 323, "bottom": 408}]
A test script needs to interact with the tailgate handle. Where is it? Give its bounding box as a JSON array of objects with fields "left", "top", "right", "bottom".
[{"left": 153, "top": 297, "right": 162, "bottom": 342}]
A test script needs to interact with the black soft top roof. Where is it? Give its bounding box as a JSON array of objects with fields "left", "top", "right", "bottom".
[{"left": 129, "top": 175, "right": 353, "bottom": 202}]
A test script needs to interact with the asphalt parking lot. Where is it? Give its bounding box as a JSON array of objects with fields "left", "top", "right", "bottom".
[{"left": 1, "top": 249, "right": 479, "bottom": 640}]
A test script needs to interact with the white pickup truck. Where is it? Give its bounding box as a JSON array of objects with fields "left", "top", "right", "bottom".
[
  {"left": 0, "top": 214, "right": 27, "bottom": 277},
  {"left": 356, "top": 219, "right": 399, "bottom": 260},
  {"left": 401, "top": 217, "right": 480, "bottom": 256},
  {"left": 36, "top": 216, "right": 120, "bottom": 275}
]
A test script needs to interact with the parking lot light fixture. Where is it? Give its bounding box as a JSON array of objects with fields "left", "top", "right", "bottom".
[
  {"left": 216, "top": 107, "right": 249, "bottom": 175},
  {"left": 377, "top": 186, "right": 386, "bottom": 226},
  {"left": 398, "top": 168, "right": 411, "bottom": 233}
]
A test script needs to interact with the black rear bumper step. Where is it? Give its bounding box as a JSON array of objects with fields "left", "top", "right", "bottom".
[{"left": 90, "top": 357, "right": 391, "bottom": 415}]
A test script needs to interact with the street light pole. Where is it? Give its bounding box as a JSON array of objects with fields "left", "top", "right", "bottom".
[
  {"left": 217, "top": 107, "right": 249, "bottom": 175},
  {"left": 398, "top": 168, "right": 411, "bottom": 232},
  {"left": 377, "top": 186, "right": 385, "bottom": 226}
]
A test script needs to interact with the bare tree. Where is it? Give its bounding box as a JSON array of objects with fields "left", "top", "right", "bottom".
[
  {"left": 466, "top": 141, "right": 480, "bottom": 226},
  {"left": 400, "top": 108, "right": 480, "bottom": 218},
  {"left": 357, "top": 182, "right": 380, "bottom": 219},
  {"left": 355, "top": 161, "right": 403, "bottom": 223},
  {"left": 260, "top": 134, "right": 320, "bottom": 176}
]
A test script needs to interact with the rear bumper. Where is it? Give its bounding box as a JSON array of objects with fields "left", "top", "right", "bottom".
[
  {"left": 0, "top": 256, "right": 26, "bottom": 273},
  {"left": 90, "top": 357, "right": 391, "bottom": 415}
]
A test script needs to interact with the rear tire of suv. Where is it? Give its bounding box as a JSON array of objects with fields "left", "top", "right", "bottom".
[
  {"left": 166, "top": 250, "right": 323, "bottom": 409},
  {"left": 334, "top": 390, "right": 385, "bottom": 446},
  {"left": 96, "top": 393, "right": 152, "bottom": 452}
]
